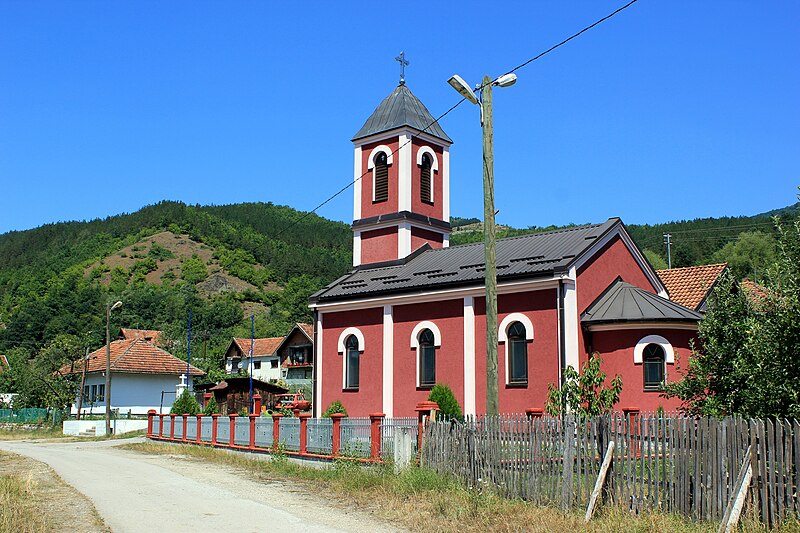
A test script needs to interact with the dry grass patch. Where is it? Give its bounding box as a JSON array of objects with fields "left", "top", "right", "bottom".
[
  {"left": 0, "top": 451, "right": 108, "bottom": 533},
  {"left": 121, "top": 442, "right": 800, "bottom": 532}
]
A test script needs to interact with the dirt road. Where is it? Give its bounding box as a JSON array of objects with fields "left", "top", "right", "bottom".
[{"left": 0, "top": 438, "right": 402, "bottom": 533}]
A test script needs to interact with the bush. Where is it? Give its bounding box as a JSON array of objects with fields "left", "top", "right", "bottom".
[
  {"left": 322, "top": 400, "right": 348, "bottom": 418},
  {"left": 202, "top": 395, "right": 218, "bottom": 415},
  {"left": 170, "top": 389, "right": 200, "bottom": 415},
  {"left": 427, "top": 384, "right": 462, "bottom": 420}
]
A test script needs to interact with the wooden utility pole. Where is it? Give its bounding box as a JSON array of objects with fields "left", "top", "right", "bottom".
[
  {"left": 76, "top": 347, "right": 89, "bottom": 420},
  {"left": 481, "top": 75, "right": 499, "bottom": 416}
]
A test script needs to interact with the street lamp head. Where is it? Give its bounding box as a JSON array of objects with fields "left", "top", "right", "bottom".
[
  {"left": 493, "top": 73, "right": 517, "bottom": 88},
  {"left": 447, "top": 74, "right": 479, "bottom": 105},
  {"left": 110, "top": 301, "right": 123, "bottom": 312}
]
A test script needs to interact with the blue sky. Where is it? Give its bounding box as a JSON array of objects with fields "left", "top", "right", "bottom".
[{"left": 1, "top": 1, "right": 798, "bottom": 235}]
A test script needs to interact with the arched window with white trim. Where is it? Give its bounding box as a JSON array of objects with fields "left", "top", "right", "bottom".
[
  {"left": 344, "top": 334, "right": 360, "bottom": 390},
  {"left": 418, "top": 329, "right": 436, "bottom": 387},
  {"left": 506, "top": 322, "right": 528, "bottom": 384},
  {"left": 498, "top": 313, "right": 534, "bottom": 386},
  {"left": 642, "top": 344, "right": 665, "bottom": 390}
]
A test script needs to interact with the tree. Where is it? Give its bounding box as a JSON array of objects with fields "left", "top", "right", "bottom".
[
  {"left": 546, "top": 354, "right": 622, "bottom": 417},
  {"left": 202, "top": 395, "right": 219, "bottom": 415},
  {"left": 322, "top": 399, "right": 347, "bottom": 418},
  {"left": 427, "top": 384, "right": 462, "bottom": 420},
  {"left": 665, "top": 206, "right": 800, "bottom": 418},
  {"left": 643, "top": 249, "right": 668, "bottom": 270},
  {"left": 711, "top": 230, "right": 776, "bottom": 281},
  {"left": 181, "top": 254, "right": 208, "bottom": 284},
  {"left": 170, "top": 388, "right": 200, "bottom": 415}
]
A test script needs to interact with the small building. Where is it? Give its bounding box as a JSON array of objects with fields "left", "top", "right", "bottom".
[
  {"left": 275, "top": 323, "right": 314, "bottom": 387},
  {"left": 657, "top": 263, "right": 727, "bottom": 312},
  {"left": 200, "top": 377, "right": 288, "bottom": 415},
  {"left": 223, "top": 337, "right": 284, "bottom": 382},
  {"left": 59, "top": 338, "right": 204, "bottom": 416}
]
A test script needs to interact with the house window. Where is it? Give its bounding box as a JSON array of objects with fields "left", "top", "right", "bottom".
[
  {"left": 420, "top": 152, "right": 432, "bottom": 203},
  {"left": 345, "top": 334, "right": 360, "bottom": 389},
  {"left": 83, "top": 385, "right": 90, "bottom": 402},
  {"left": 270, "top": 359, "right": 278, "bottom": 369},
  {"left": 253, "top": 361, "right": 261, "bottom": 370},
  {"left": 90, "top": 384, "right": 97, "bottom": 402},
  {"left": 97, "top": 384, "right": 105, "bottom": 402},
  {"left": 374, "top": 152, "right": 389, "bottom": 202},
  {"left": 507, "top": 321, "right": 528, "bottom": 384},
  {"left": 418, "top": 329, "right": 436, "bottom": 388},
  {"left": 643, "top": 344, "right": 665, "bottom": 390}
]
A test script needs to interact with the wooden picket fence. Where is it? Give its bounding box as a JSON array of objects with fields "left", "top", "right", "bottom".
[{"left": 422, "top": 413, "right": 800, "bottom": 527}]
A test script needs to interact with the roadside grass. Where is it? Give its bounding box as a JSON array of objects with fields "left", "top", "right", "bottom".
[
  {"left": 0, "top": 468, "right": 51, "bottom": 533},
  {"left": 121, "top": 442, "right": 800, "bottom": 532},
  {"left": 0, "top": 426, "right": 65, "bottom": 441}
]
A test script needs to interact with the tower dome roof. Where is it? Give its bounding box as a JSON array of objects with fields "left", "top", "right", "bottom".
[{"left": 352, "top": 84, "right": 452, "bottom": 144}]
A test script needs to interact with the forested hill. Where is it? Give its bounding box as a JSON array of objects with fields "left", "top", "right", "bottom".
[{"left": 0, "top": 201, "right": 352, "bottom": 394}]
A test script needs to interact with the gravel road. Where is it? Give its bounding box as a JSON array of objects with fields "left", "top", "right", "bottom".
[{"left": 0, "top": 438, "right": 403, "bottom": 533}]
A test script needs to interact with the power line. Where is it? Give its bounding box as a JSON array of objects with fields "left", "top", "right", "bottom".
[{"left": 273, "top": 0, "right": 642, "bottom": 239}]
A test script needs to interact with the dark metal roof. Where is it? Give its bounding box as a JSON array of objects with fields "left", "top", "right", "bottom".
[
  {"left": 311, "top": 219, "right": 621, "bottom": 303},
  {"left": 581, "top": 278, "right": 702, "bottom": 325},
  {"left": 352, "top": 84, "right": 452, "bottom": 143}
]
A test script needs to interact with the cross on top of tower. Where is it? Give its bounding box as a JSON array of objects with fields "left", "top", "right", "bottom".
[{"left": 395, "top": 51, "right": 409, "bottom": 85}]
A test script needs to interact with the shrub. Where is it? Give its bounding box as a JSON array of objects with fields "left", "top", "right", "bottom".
[
  {"left": 322, "top": 400, "right": 348, "bottom": 418},
  {"left": 202, "top": 395, "right": 218, "bottom": 415},
  {"left": 545, "top": 353, "right": 622, "bottom": 417},
  {"left": 170, "top": 389, "right": 200, "bottom": 415},
  {"left": 427, "top": 384, "right": 462, "bottom": 420}
]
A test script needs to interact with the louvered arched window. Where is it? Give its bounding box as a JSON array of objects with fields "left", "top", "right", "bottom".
[
  {"left": 420, "top": 152, "right": 432, "bottom": 203},
  {"left": 374, "top": 152, "right": 389, "bottom": 202},
  {"left": 643, "top": 343, "right": 665, "bottom": 391},
  {"left": 507, "top": 321, "right": 528, "bottom": 384},
  {"left": 345, "top": 334, "right": 361, "bottom": 389}
]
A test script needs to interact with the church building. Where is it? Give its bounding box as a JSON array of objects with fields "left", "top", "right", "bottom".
[{"left": 309, "top": 82, "right": 702, "bottom": 418}]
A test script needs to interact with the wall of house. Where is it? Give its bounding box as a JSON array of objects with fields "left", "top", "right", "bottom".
[
  {"left": 411, "top": 227, "right": 444, "bottom": 252},
  {"left": 360, "top": 226, "right": 399, "bottom": 264},
  {"left": 320, "top": 307, "right": 384, "bottom": 417},
  {"left": 359, "top": 138, "right": 400, "bottom": 219},
  {"left": 576, "top": 235, "right": 660, "bottom": 365},
  {"left": 73, "top": 373, "right": 184, "bottom": 415},
  {"left": 410, "top": 139, "right": 445, "bottom": 220},
  {"left": 392, "top": 298, "right": 464, "bottom": 417},
  {"left": 590, "top": 327, "right": 695, "bottom": 412},
  {"left": 250, "top": 356, "right": 281, "bottom": 383}
]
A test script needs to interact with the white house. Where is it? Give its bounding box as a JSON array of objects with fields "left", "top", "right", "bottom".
[
  {"left": 223, "top": 337, "right": 284, "bottom": 383},
  {"left": 59, "top": 338, "right": 204, "bottom": 415}
]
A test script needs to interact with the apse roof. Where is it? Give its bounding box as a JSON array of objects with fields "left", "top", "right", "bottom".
[
  {"left": 312, "top": 218, "right": 629, "bottom": 303},
  {"left": 581, "top": 278, "right": 702, "bottom": 325},
  {"left": 352, "top": 84, "right": 452, "bottom": 143}
]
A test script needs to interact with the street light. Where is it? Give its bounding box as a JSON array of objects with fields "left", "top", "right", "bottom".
[
  {"left": 447, "top": 72, "right": 517, "bottom": 416},
  {"left": 105, "top": 300, "right": 122, "bottom": 435}
]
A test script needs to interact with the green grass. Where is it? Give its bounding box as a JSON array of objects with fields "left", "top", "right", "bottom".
[
  {"left": 0, "top": 426, "right": 66, "bottom": 441},
  {"left": 121, "top": 442, "right": 800, "bottom": 532}
]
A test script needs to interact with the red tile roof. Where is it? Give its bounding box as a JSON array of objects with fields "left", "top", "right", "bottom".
[
  {"left": 59, "top": 339, "right": 204, "bottom": 376},
  {"left": 298, "top": 323, "right": 313, "bottom": 339},
  {"left": 232, "top": 337, "right": 283, "bottom": 357},
  {"left": 119, "top": 328, "right": 162, "bottom": 342},
  {"left": 657, "top": 263, "right": 727, "bottom": 310}
]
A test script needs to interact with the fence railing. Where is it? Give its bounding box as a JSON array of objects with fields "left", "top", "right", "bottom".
[
  {"left": 0, "top": 408, "right": 65, "bottom": 424},
  {"left": 422, "top": 413, "right": 800, "bottom": 527},
  {"left": 146, "top": 410, "right": 411, "bottom": 463}
]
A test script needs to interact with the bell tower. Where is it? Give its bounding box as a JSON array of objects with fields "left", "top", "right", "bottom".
[{"left": 351, "top": 82, "right": 452, "bottom": 267}]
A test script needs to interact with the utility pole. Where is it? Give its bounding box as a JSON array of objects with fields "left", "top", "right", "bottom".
[
  {"left": 105, "top": 300, "right": 122, "bottom": 435},
  {"left": 481, "top": 75, "right": 499, "bottom": 417},
  {"left": 76, "top": 347, "right": 89, "bottom": 420},
  {"left": 663, "top": 233, "right": 672, "bottom": 269}
]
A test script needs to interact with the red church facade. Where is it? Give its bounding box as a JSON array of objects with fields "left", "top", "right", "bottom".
[{"left": 310, "top": 83, "right": 701, "bottom": 418}]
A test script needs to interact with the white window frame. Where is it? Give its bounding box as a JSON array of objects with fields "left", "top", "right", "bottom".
[
  {"left": 635, "top": 334, "right": 674, "bottom": 390},
  {"left": 368, "top": 145, "right": 393, "bottom": 202},
  {"left": 338, "top": 327, "right": 365, "bottom": 390},
  {"left": 410, "top": 321, "right": 442, "bottom": 388},
  {"left": 498, "top": 313, "right": 534, "bottom": 385}
]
